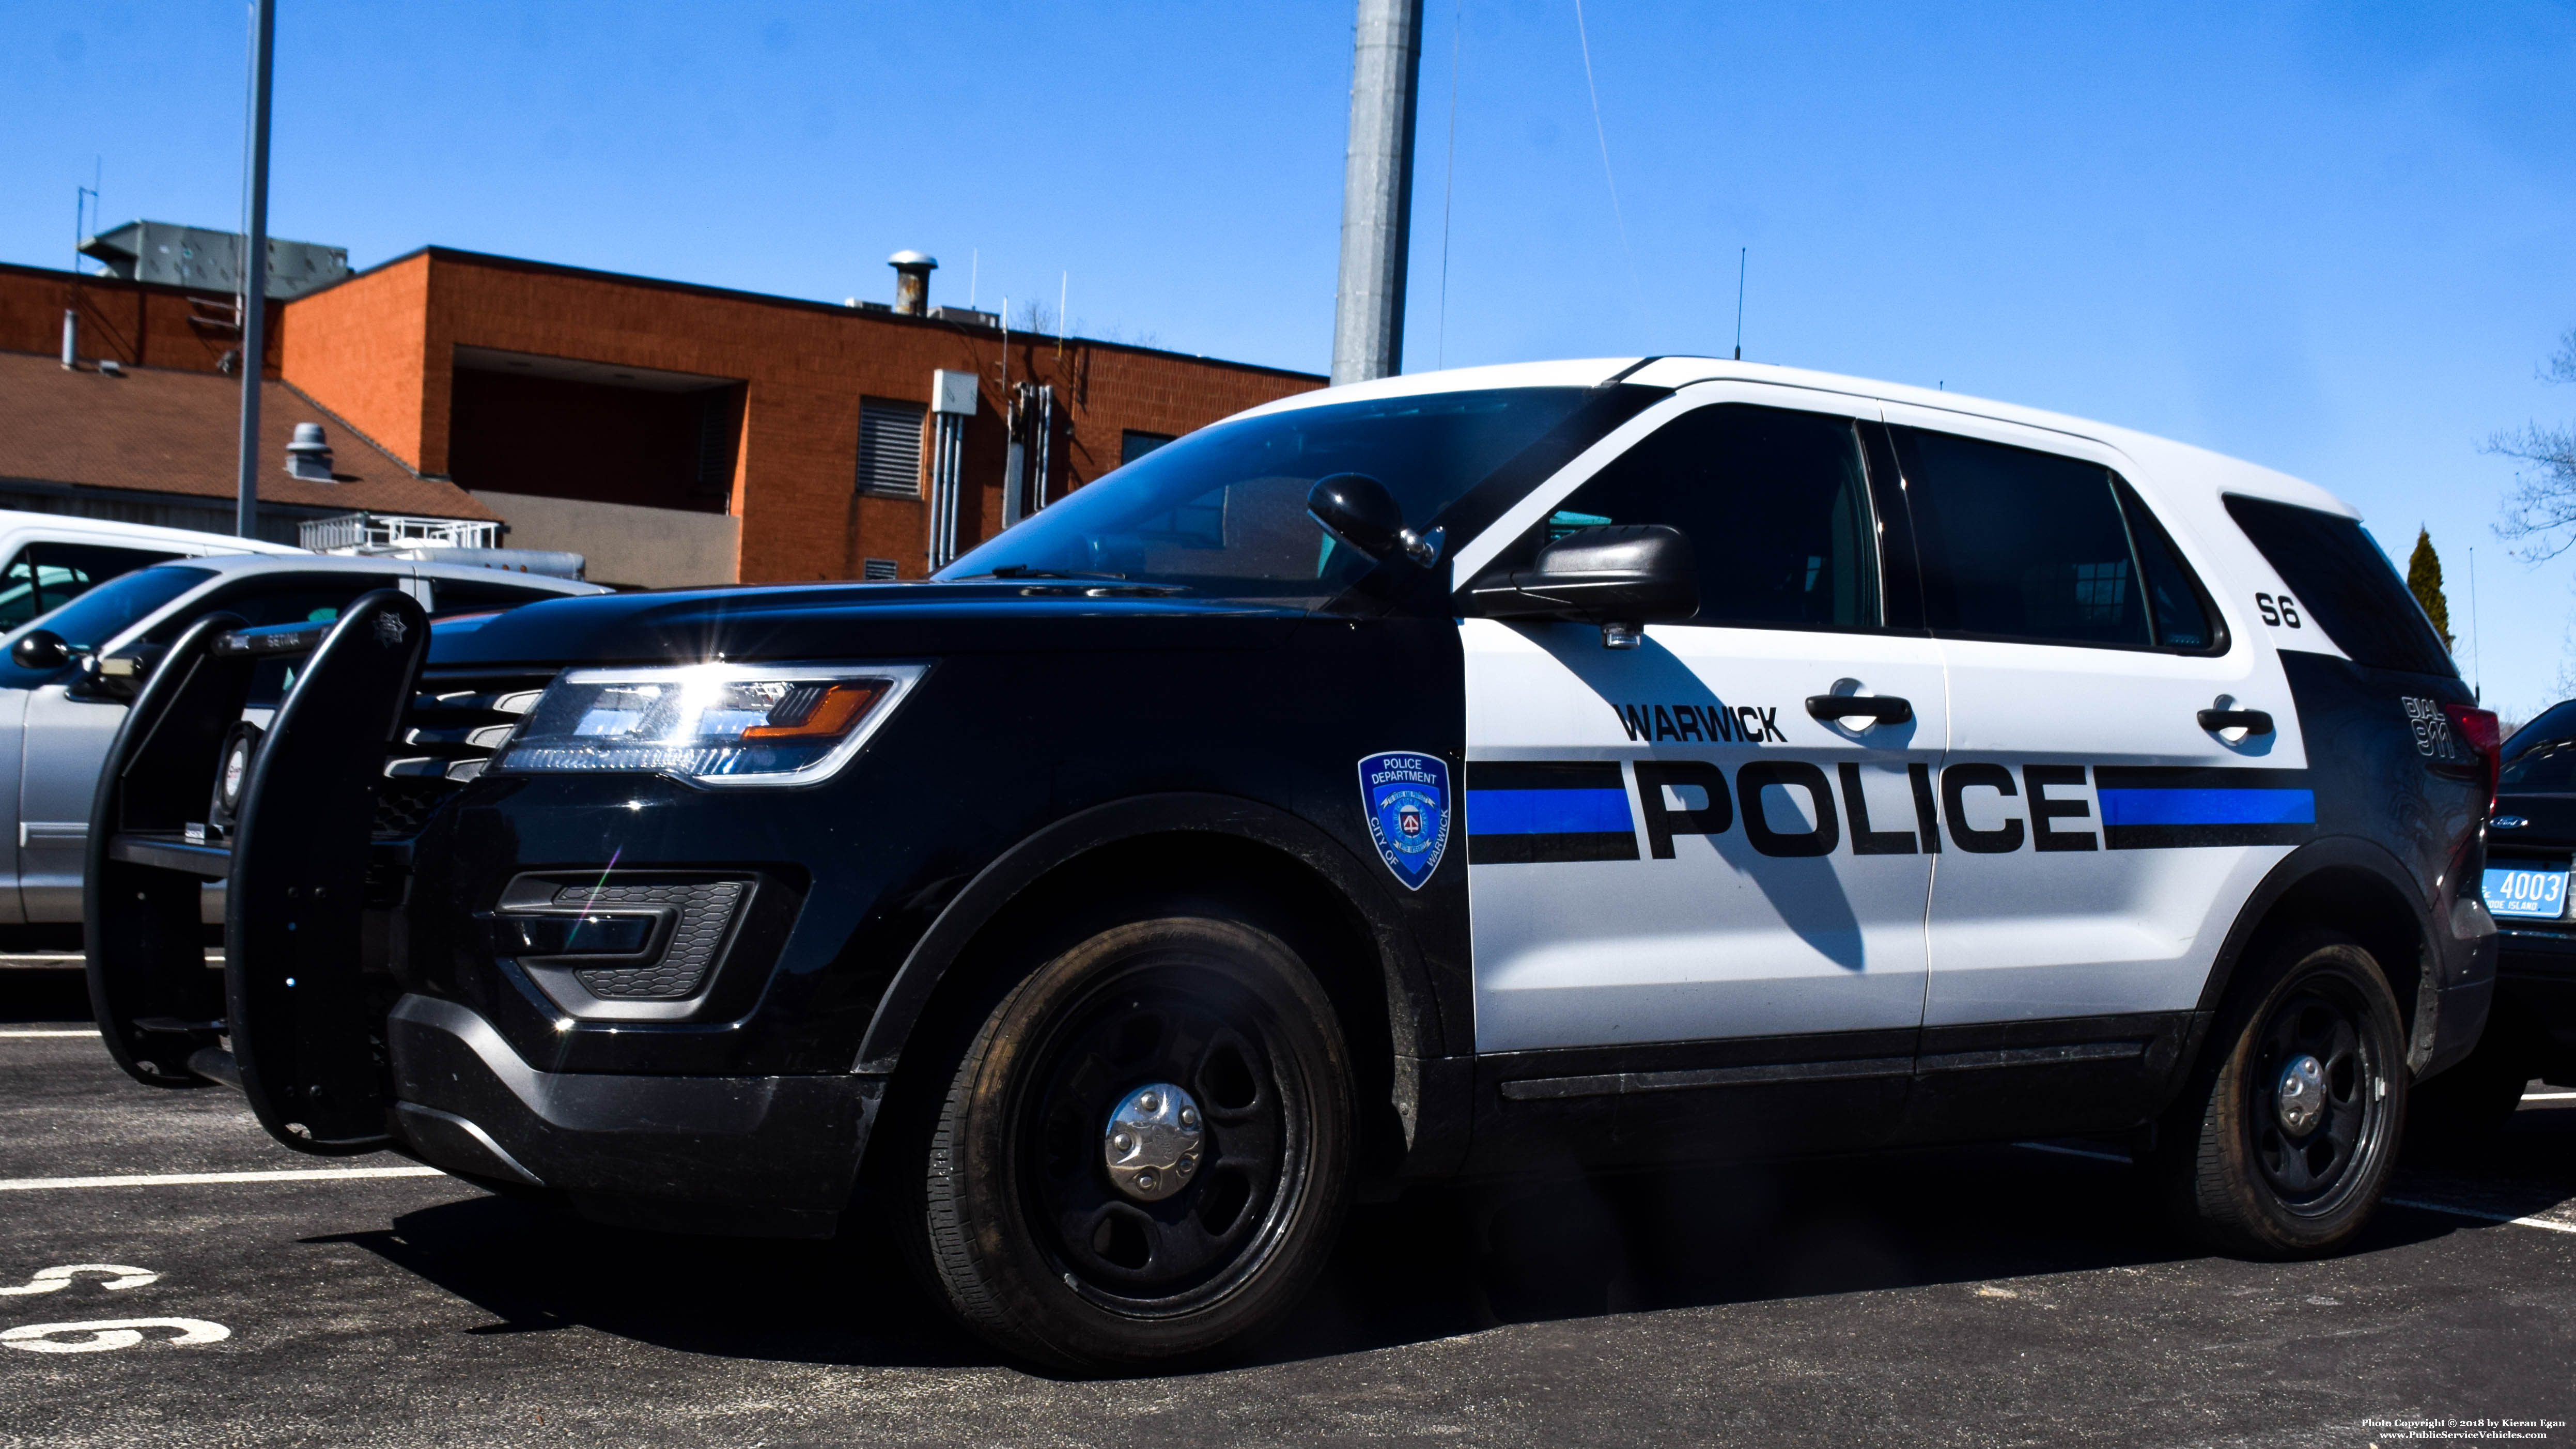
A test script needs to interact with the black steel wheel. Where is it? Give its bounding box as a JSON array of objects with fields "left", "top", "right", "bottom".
[
  {"left": 2152, "top": 929, "right": 2407, "bottom": 1257},
  {"left": 912, "top": 915, "right": 1352, "bottom": 1373}
]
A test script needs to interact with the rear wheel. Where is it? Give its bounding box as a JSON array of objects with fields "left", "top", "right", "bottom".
[
  {"left": 2153, "top": 930, "right": 2407, "bottom": 1257},
  {"left": 911, "top": 915, "right": 1352, "bottom": 1373}
]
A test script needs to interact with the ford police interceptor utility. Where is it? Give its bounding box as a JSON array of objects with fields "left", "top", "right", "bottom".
[{"left": 84, "top": 357, "right": 2497, "bottom": 1372}]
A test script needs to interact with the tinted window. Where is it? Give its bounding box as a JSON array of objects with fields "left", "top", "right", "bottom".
[
  {"left": 2501, "top": 737, "right": 2576, "bottom": 792},
  {"left": 1898, "top": 427, "right": 2154, "bottom": 647},
  {"left": 1494, "top": 403, "right": 1881, "bottom": 628},
  {"left": 0, "top": 542, "right": 183, "bottom": 631},
  {"left": 2222, "top": 496, "right": 2455, "bottom": 677},
  {"left": 141, "top": 575, "right": 405, "bottom": 644},
  {"left": 941, "top": 388, "right": 1602, "bottom": 599},
  {"left": 423, "top": 577, "right": 568, "bottom": 616},
  {"left": 2506, "top": 700, "right": 2576, "bottom": 761},
  {"left": 2118, "top": 480, "right": 2220, "bottom": 651}
]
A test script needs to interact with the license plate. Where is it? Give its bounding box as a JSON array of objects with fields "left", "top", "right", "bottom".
[{"left": 2483, "top": 866, "right": 2570, "bottom": 920}]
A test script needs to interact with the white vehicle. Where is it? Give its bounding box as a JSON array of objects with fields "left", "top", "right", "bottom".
[
  {"left": 0, "top": 509, "right": 305, "bottom": 635},
  {"left": 1, "top": 553, "right": 605, "bottom": 923}
]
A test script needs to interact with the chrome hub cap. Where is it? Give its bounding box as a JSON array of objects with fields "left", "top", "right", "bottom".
[
  {"left": 1103, "top": 1082, "right": 1204, "bottom": 1202},
  {"left": 2275, "top": 1053, "right": 2327, "bottom": 1135}
]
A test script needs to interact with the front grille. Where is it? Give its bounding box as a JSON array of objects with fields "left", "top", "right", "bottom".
[{"left": 371, "top": 672, "right": 552, "bottom": 837}]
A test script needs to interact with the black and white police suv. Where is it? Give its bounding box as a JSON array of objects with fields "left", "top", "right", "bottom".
[{"left": 86, "top": 358, "right": 2498, "bottom": 1372}]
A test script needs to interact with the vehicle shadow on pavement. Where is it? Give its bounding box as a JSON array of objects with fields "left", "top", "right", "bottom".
[
  {"left": 302, "top": 1135, "right": 2461, "bottom": 1377},
  {"left": 1259, "top": 1139, "right": 2463, "bottom": 1367},
  {"left": 309, "top": 1194, "right": 999, "bottom": 1369}
]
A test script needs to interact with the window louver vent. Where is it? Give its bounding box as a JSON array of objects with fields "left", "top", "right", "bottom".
[
  {"left": 862, "top": 557, "right": 899, "bottom": 581},
  {"left": 857, "top": 398, "right": 925, "bottom": 497}
]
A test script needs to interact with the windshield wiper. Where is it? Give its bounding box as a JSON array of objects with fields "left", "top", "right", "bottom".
[{"left": 968, "top": 566, "right": 1131, "bottom": 582}]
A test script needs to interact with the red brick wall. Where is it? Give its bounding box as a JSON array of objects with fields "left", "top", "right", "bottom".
[
  {"left": 278, "top": 254, "right": 432, "bottom": 470},
  {"left": 0, "top": 263, "right": 284, "bottom": 377},
  {"left": 279, "top": 250, "right": 1323, "bottom": 585}
]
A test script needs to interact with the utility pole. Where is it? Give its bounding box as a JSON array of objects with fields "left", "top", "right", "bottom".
[
  {"left": 235, "top": 0, "right": 276, "bottom": 539},
  {"left": 1331, "top": 0, "right": 1424, "bottom": 385}
]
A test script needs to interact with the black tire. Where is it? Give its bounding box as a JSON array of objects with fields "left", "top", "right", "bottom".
[
  {"left": 910, "top": 915, "right": 1352, "bottom": 1373},
  {"left": 2152, "top": 929, "right": 2408, "bottom": 1258}
]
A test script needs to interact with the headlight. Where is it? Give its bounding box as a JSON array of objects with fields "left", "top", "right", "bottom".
[{"left": 493, "top": 663, "right": 926, "bottom": 787}]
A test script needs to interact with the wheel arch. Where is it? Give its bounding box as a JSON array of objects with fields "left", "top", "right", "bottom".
[
  {"left": 852, "top": 790, "right": 1446, "bottom": 1099},
  {"left": 2194, "top": 835, "right": 2441, "bottom": 1073}
]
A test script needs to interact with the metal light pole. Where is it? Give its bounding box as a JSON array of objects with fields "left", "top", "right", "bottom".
[
  {"left": 235, "top": 0, "right": 276, "bottom": 538},
  {"left": 1331, "top": 0, "right": 1424, "bottom": 386}
]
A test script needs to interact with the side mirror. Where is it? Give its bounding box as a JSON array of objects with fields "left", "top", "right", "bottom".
[
  {"left": 1307, "top": 473, "right": 1442, "bottom": 567},
  {"left": 1463, "top": 524, "right": 1698, "bottom": 649},
  {"left": 10, "top": 629, "right": 70, "bottom": 671}
]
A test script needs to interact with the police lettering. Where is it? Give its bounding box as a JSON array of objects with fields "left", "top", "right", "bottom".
[{"left": 1612, "top": 702, "right": 1787, "bottom": 745}]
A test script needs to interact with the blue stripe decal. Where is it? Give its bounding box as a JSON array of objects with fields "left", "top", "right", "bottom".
[
  {"left": 2098, "top": 788, "right": 2315, "bottom": 827},
  {"left": 1466, "top": 787, "right": 1633, "bottom": 836}
]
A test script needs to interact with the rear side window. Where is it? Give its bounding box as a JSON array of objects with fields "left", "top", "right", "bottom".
[
  {"left": 2222, "top": 495, "right": 2455, "bottom": 677},
  {"left": 1496, "top": 403, "right": 1882, "bottom": 629},
  {"left": 1895, "top": 428, "right": 2217, "bottom": 651},
  {"left": 422, "top": 577, "right": 569, "bottom": 616},
  {"left": 0, "top": 542, "right": 184, "bottom": 631}
]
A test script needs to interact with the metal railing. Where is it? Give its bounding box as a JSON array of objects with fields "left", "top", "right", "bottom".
[{"left": 300, "top": 512, "right": 500, "bottom": 554}]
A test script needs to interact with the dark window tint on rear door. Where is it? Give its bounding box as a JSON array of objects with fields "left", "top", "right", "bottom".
[
  {"left": 1894, "top": 427, "right": 2151, "bottom": 647},
  {"left": 2222, "top": 495, "right": 2455, "bottom": 677}
]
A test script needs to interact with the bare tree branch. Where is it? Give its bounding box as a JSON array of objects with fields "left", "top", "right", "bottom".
[{"left": 2491, "top": 328, "right": 2576, "bottom": 560}]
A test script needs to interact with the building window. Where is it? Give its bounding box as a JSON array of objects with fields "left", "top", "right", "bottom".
[
  {"left": 857, "top": 398, "right": 927, "bottom": 497},
  {"left": 862, "top": 557, "right": 899, "bottom": 581},
  {"left": 1121, "top": 429, "right": 1177, "bottom": 466}
]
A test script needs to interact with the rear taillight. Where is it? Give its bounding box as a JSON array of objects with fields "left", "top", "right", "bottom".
[{"left": 2445, "top": 702, "right": 2502, "bottom": 810}]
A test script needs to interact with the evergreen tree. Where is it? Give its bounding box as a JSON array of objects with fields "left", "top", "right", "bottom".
[{"left": 2407, "top": 527, "right": 2455, "bottom": 651}]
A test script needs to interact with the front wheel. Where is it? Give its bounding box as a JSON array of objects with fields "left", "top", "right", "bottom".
[
  {"left": 2153, "top": 930, "right": 2408, "bottom": 1257},
  {"left": 912, "top": 915, "right": 1353, "bottom": 1373}
]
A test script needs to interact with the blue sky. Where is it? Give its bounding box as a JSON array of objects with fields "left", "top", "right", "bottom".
[{"left": 7, "top": 2, "right": 2574, "bottom": 714}]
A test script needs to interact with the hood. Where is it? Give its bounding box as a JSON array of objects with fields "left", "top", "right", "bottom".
[{"left": 424, "top": 580, "right": 1310, "bottom": 669}]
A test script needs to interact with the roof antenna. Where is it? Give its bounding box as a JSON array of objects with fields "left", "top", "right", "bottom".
[{"left": 1732, "top": 246, "right": 1745, "bottom": 361}]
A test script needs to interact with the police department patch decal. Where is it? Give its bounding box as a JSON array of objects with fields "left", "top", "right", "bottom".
[{"left": 1358, "top": 752, "right": 1451, "bottom": 891}]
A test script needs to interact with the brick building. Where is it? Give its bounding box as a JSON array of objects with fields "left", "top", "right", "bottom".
[{"left": 0, "top": 245, "right": 1323, "bottom": 586}]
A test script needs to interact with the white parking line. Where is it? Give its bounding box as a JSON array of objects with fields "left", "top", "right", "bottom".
[
  {"left": 0, "top": 1166, "right": 446, "bottom": 1192},
  {"left": 2005, "top": 1144, "right": 2576, "bottom": 1236},
  {"left": 2383, "top": 1198, "right": 2576, "bottom": 1235},
  {"left": 0, "top": 1029, "right": 100, "bottom": 1039},
  {"left": 2524, "top": 1090, "right": 2576, "bottom": 1102}
]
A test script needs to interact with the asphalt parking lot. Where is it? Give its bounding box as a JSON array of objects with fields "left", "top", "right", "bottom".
[{"left": 2, "top": 960, "right": 2569, "bottom": 1449}]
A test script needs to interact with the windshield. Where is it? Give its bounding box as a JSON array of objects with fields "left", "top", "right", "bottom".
[
  {"left": 0, "top": 564, "right": 215, "bottom": 691},
  {"left": 939, "top": 387, "right": 1599, "bottom": 599},
  {"left": 13, "top": 564, "right": 214, "bottom": 651}
]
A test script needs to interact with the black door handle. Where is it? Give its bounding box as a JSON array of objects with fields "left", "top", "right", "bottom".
[
  {"left": 2197, "top": 708, "right": 2274, "bottom": 735},
  {"left": 1806, "top": 694, "right": 1912, "bottom": 725}
]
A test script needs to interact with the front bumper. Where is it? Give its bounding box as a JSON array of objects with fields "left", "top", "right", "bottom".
[
  {"left": 386, "top": 993, "right": 880, "bottom": 1238},
  {"left": 2494, "top": 926, "right": 2576, "bottom": 1071}
]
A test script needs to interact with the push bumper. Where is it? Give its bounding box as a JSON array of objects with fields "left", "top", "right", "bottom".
[{"left": 386, "top": 994, "right": 880, "bottom": 1239}]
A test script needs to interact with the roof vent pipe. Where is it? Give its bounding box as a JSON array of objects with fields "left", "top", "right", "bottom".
[
  {"left": 888, "top": 251, "right": 936, "bottom": 316},
  {"left": 60, "top": 309, "right": 75, "bottom": 370},
  {"left": 285, "top": 421, "right": 335, "bottom": 481}
]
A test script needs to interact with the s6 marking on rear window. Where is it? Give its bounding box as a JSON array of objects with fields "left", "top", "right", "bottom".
[
  {"left": 2255, "top": 593, "right": 2300, "bottom": 628},
  {"left": 2223, "top": 496, "right": 2455, "bottom": 677}
]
